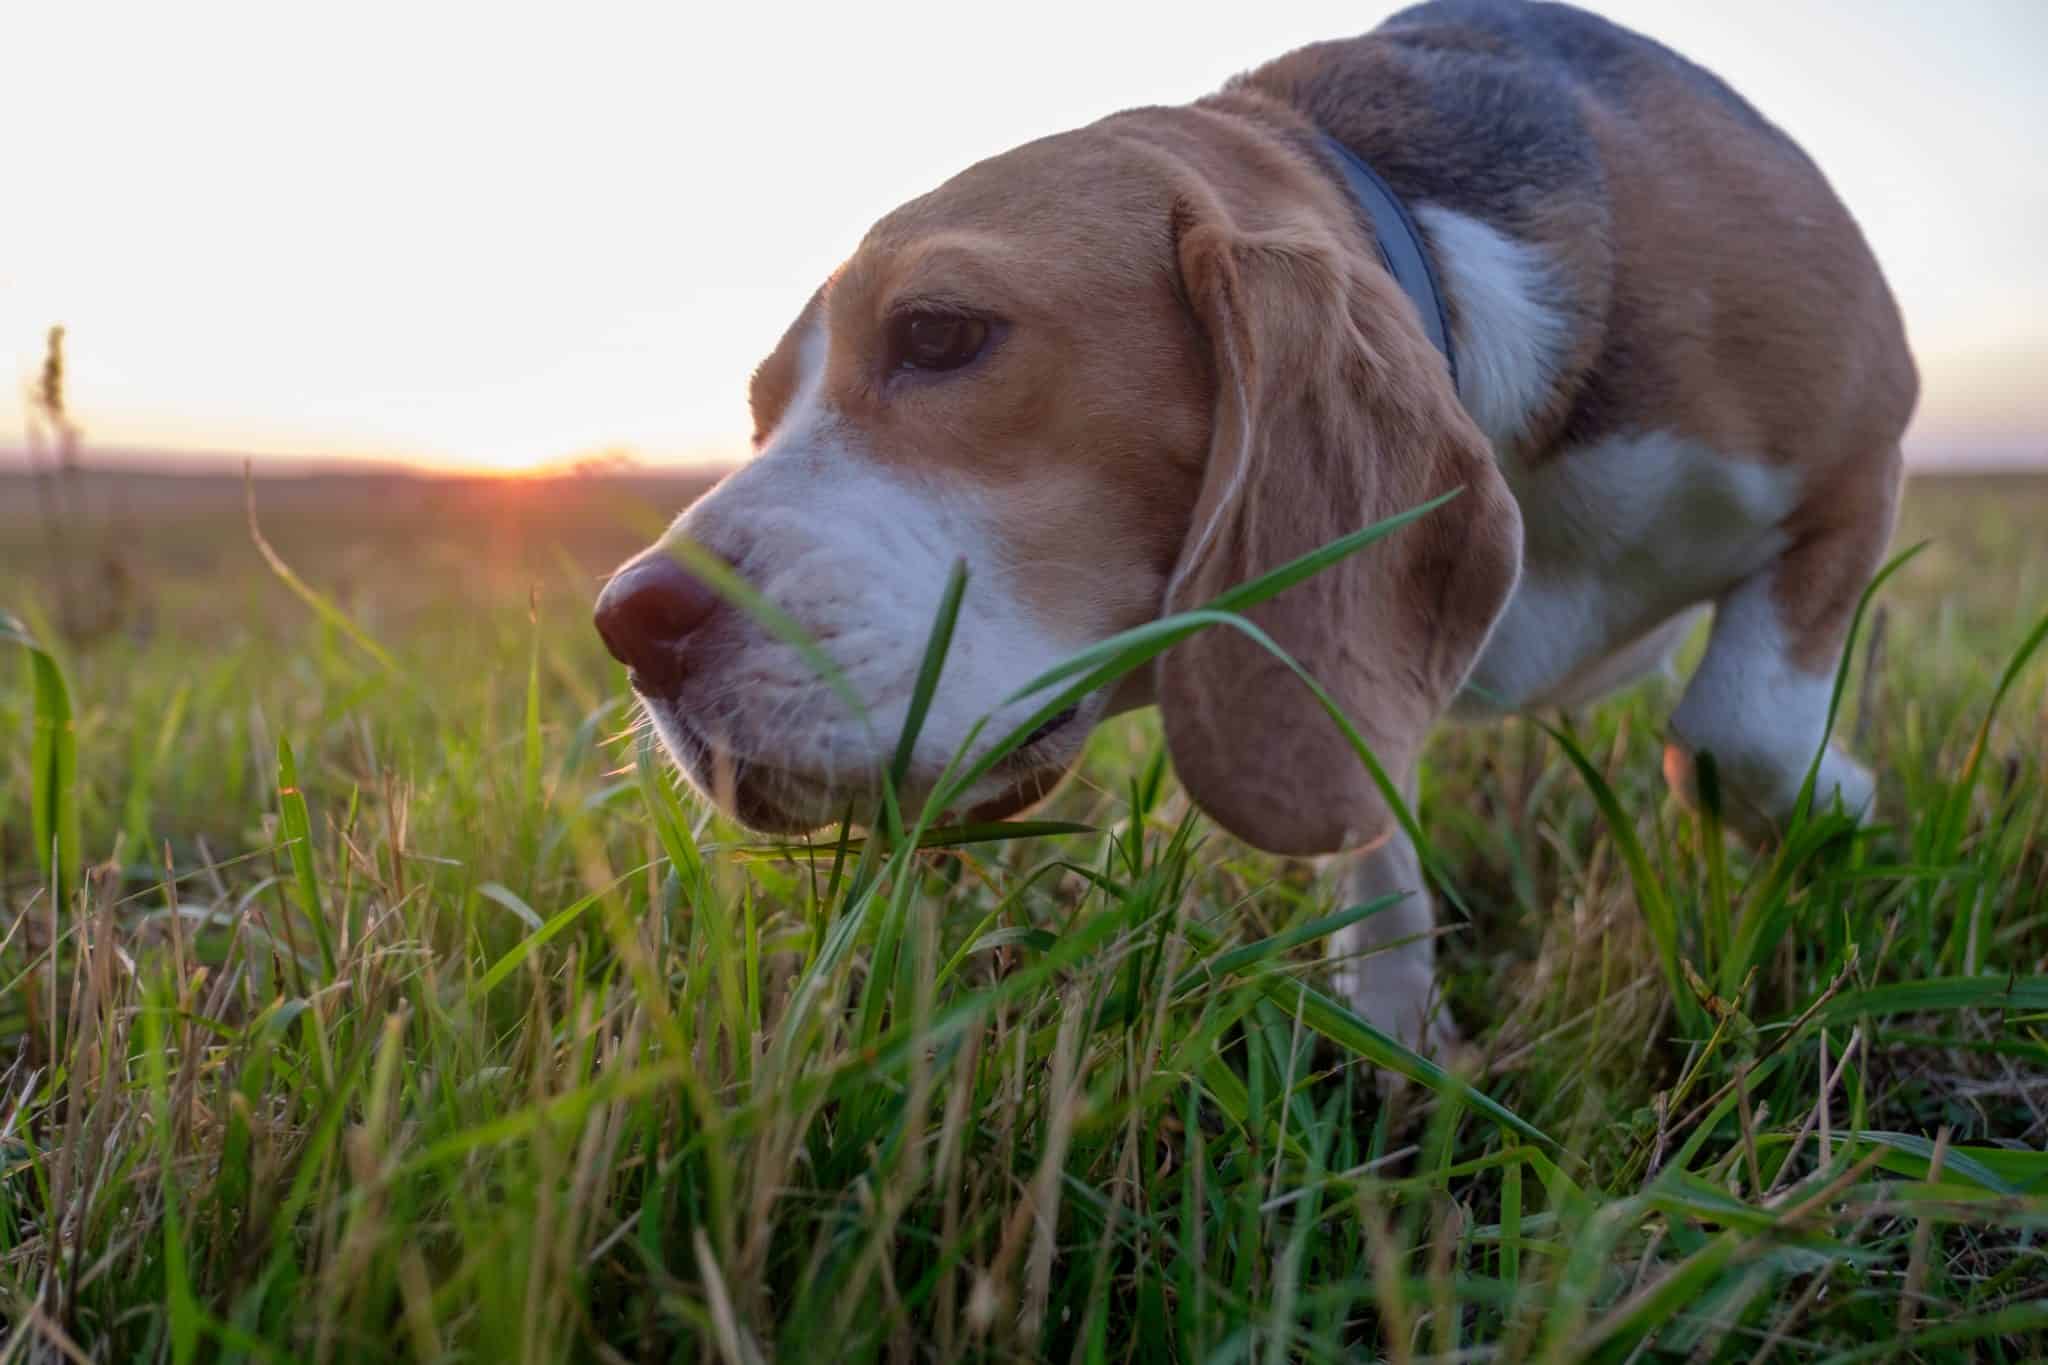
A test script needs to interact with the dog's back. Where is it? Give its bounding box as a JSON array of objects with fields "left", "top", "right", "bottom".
[{"left": 1228, "top": 0, "right": 1917, "bottom": 474}]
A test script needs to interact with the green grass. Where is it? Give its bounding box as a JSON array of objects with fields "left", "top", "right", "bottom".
[{"left": 3, "top": 468, "right": 2047, "bottom": 1362}]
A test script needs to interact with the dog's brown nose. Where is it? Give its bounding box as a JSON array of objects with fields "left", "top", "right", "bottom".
[{"left": 593, "top": 554, "right": 722, "bottom": 690}]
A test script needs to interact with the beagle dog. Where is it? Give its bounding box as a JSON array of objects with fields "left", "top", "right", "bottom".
[{"left": 595, "top": 0, "right": 1916, "bottom": 1053}]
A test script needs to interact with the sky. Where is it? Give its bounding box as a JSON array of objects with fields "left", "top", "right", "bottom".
[{"left": 4, "top": 0, "right": 2045, "bottom": 473}]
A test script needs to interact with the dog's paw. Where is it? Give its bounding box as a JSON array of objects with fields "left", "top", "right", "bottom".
[
  {"left": 1334, "top": 956, "right": 1462, "bottom": 1091},
  {"left": 1372, "top": 1005, "right": 1466, "bottom": 1096}
]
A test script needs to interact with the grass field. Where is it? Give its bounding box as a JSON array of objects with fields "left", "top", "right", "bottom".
[{"left": 3, "top": 466, "right": 2047, "bottom": 1362}]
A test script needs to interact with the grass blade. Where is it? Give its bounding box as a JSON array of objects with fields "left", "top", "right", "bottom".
[
  {"left": 3, "top": 611, "right": 80, "bottom": 904},
  {"left": 275, "top": 735, "right": 337, "bottom": 978},
  {"left": 889, "top": 559, "right": 968, "bottom": 794},
  {"left": 1939, "top": 604, "right": 2048, "bottom": 851},
  {"left": 727, "top": 819, "right": 1094, "bottom": 861},
  {"left": 1792, "top": 541, "right": 1928, "bottom": 824},
  {"left": 245, "top": 464, "right": 404, "bottom": 678},
  {"left": 1531, "top": 714, "right": 1701, "bottom": 1036}
]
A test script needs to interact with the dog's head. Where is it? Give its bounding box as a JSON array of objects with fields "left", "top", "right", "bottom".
[{"left": 596, "top": 105, "right": 1521, "bottom": 852}]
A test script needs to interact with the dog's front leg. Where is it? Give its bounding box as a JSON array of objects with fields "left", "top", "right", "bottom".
[{"left": 1323, "top": 816, "right": 1457, "bottom": 1061}]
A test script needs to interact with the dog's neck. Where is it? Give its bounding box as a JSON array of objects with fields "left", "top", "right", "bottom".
[{"left": 1311, "top": 131, "right": 1458, "bottom": 389}]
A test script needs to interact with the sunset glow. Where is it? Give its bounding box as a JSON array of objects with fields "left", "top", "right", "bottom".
[{"left": 6, "top": 0, "right": 2045, "bottom": 472}]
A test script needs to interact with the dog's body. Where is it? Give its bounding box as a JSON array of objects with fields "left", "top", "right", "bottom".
[{"left": 596, "top": 1, "right": 1915, "bottom": 1050}]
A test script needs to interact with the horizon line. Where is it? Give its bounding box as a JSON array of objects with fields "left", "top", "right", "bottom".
[{"left": 1, "top": 437, "right": 2042, "bottom": 480}]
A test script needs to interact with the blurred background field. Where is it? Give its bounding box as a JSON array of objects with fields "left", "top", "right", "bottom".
[{"left": 2, "top": 465, "right": 2046, "bottom": 1360}]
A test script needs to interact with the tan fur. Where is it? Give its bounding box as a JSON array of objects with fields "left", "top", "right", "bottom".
[
  {"left": 1159, "top": 184, "right": 1522, "bottom": 855},
  {"left": 1565, "top": 70, "right": 1915, "bottom": 671}
]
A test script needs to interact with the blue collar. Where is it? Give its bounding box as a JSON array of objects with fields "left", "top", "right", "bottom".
[{"left": 1314, "top": 133, "right": 1458, "bottom": 387}]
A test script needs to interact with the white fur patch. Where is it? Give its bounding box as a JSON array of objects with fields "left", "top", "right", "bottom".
[
  {"left": 769, "top": 311, "right": 833, "bottom": 445},
  {"left": 1416, "top": 205, "right": 1571, "bottom": 449},
  {"left": 1670, "top": 572, "right": 1873, "bottom": 829},
  {"left": 652, "top": 313, "right": 1092, "bottom": 821},
  {"left": 1462, "top": 431, "right": 1803, "bottom": 713}
]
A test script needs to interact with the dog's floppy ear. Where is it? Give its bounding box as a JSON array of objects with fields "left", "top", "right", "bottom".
[{"left": 1159, "top": 199, "right": 1523, "bottom": 856}]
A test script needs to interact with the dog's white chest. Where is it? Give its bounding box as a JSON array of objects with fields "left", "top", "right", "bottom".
[{"left": 1456, "top": 431, "right": 1802, "bottom": 715}]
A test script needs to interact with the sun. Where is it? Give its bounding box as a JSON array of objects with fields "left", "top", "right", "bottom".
[
  {"left": 404, "top": 447, "right": 594, "bottom": 479},
  {"left": 456, "top": 451, "right": 557, "bottom": 478}
]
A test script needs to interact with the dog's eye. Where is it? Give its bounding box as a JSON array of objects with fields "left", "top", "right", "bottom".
[{"left": 891, "top": 313, "right": 989, "bottom": 373}]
